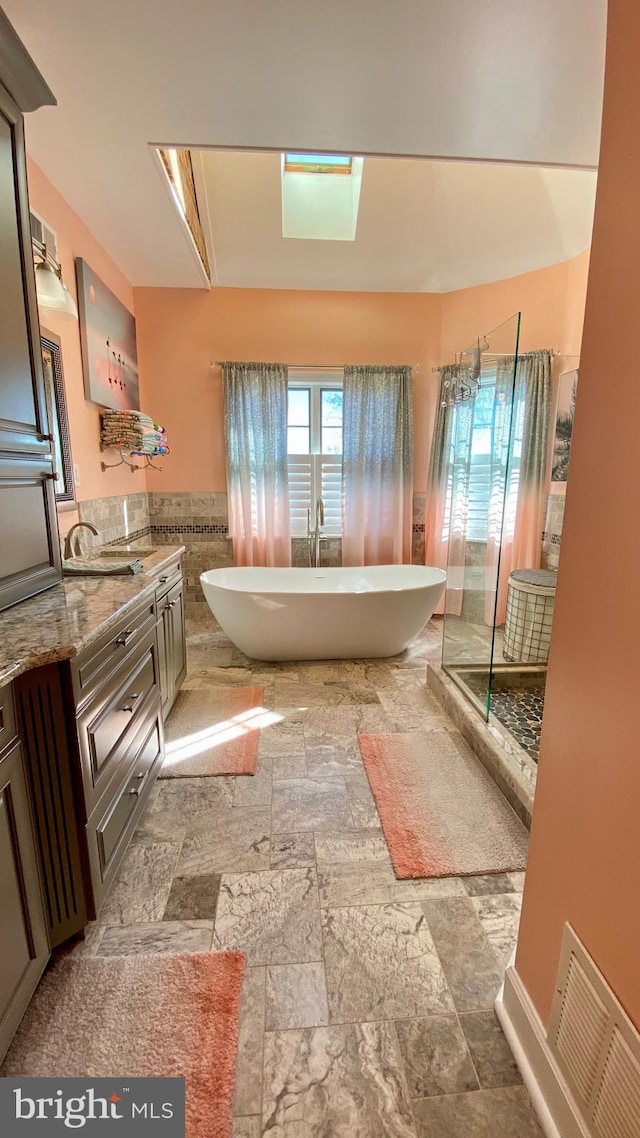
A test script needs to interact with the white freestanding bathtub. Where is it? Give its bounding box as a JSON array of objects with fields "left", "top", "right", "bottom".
[{"left": 200, "top": 565, "right": 446, "bottom": 661}]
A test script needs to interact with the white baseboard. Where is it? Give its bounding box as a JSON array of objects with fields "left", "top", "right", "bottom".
[{"left": 495, "top": 963, "right": 591, "bottom": 1138}]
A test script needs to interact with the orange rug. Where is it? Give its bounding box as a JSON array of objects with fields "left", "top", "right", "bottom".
[
  {"left": 1, "top": 951, "right": 245, "bottom": 1138},
  {"left": 161, "top": 686, "right": 265, "bottom": 777},
  {"left": 359, "top": 732, "right": 528, "bottom": 879}
]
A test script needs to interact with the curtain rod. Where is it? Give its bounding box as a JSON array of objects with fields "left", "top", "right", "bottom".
[
  {"left": 213, "top": 361, "right": 419, "bottom": 373},
  {"left": 431, "top": 349, "right": 560, "bottom": 373}
]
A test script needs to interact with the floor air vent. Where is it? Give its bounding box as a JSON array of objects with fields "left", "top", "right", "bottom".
[{"left": 548, "top": 925, "right": 640, "bottom": 1138}]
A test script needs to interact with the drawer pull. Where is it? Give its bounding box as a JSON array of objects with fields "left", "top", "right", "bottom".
[
  {"left": 129, "top": 773, "right": 146, "bottom": 797},
  {"left": 121, "top": 692, "right": 142, "bottom": 712},
  {"left": 115, "top": 628, "right": 135, "bottom": 647},
  {"left": 158, "top": 575, "right": 169, "bottom": 584}
]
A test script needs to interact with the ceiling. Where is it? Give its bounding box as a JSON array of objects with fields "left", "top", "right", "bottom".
[
  {"left": 197, "top": 150, "right": 597, "bottom": 293},
  {"left": 4, "top": 0, "right": 606, "bottom": 289}
]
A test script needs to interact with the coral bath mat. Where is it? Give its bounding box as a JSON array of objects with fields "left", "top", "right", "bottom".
[
  {"left": 161, "top": 686, "right": 265, "bottom": 777},
  {"left": 1, "top": 951, "right": 245, "bottom": 1138},
  {"left": 359, "top": 732, "right": 528, "bottom": 879}
]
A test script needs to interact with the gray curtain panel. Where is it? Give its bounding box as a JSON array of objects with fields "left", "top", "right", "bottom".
[
  {"left": 486, "top": 348, "right": 552, "bottom": 622},
  {"left": 223, "top": 361, "right": 291, "bottom": 566},
  {"left": 342, "top": 365, "right": 413, "bottom": 565}
]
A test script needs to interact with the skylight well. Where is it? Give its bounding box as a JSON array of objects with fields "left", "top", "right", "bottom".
[{"left": 281, "top": 152, "right": 364, "bottom": 241}]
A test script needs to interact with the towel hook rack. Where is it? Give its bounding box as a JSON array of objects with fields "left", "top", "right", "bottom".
[{"left": 100, "top": 450, "right": 163, "bottom": 473}]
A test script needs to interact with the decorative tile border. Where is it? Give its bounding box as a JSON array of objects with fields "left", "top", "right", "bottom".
[{"left": 152, "top": 523, "right": 229, "bottom": 534}]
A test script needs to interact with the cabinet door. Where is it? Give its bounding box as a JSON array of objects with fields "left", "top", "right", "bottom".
[
  {"left": 156, "top": 613, "right": 171, "bottom": 716},
  {"left": 0, "top": 84, "right": 52, "bottom": 457},
  {"left": 156, "top": 576, "right": 186, "bottom": 717},
  {"left": 0, "top": 741, "right": 49, "bottom": 1061},
  {"left": 0, "top": 81, "right": 61, "bottom": 612},
  {"left": 167, "top": 579, "right": 187, "bottom": 697},
  {"left": 0, "top": 453, "right": 62, "bottom": 609}
]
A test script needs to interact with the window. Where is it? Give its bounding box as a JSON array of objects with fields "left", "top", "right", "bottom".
[
  {"left": 446, "top": 376, "right": 525, "bottom": 543},
  {"left": 287, "top": 372, "right": 343, "bottom": 535},
  {"left": 466, "top": 382, "right": 495, "bottom": 542},
  {"left": 284, "top": 153, "right": 353, "bottom": 175}
]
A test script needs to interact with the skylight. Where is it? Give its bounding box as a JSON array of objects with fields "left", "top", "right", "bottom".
[
  {"left": 284, "top": 153, "right": 353, "bottom": 175},
  {"left": 281, "top": 154, "right": 364, "bottom": 241}
]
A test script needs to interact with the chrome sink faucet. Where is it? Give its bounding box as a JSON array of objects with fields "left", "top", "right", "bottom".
[{"left": 63, "top": 522, "right": 99, "bottom": 560}]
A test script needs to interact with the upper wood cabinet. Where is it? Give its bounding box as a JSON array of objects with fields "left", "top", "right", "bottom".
[
  {"left": 0, "top": 73, "right": 62, "bottom": 610},
  {"left": 0, "top": 85, "right": 51, "bottom": 455}
]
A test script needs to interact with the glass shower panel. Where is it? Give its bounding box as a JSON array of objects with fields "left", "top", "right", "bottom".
[{"left": 441, "top": 312, "right": 521, "bottom": 715}]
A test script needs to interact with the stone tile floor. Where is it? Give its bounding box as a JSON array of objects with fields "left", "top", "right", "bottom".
[{"left": 65, "top": 613, "right": 541, "bottom": 1137}]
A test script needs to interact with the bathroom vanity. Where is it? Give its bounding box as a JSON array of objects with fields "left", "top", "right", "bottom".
[
  {"left": 0, "top": 22, "right": 190, "bottom": 1061},
  {"left": 0, "top": 547, "right": 186, "bottom": 1059}
]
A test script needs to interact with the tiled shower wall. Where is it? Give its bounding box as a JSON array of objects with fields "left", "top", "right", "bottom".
[{"left": 74, "top": 491, "right": 429, "bottom": 613}]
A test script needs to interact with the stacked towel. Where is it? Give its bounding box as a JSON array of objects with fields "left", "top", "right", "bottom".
[{"left": 101, "top": 409, "right": 170, "bottom": 456}]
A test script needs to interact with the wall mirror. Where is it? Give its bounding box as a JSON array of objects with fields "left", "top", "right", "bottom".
[{"left": 41, "top": 328, "right": 75, "bottom": 503}]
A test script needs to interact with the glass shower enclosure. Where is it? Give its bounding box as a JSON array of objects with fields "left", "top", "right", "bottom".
[{"left": 440, "top": 312, "right": 522, "bottom": 720}]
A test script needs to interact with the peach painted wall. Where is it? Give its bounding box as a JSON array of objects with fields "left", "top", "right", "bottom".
[
  {"left": 134, "top": 259, "right": 589, "bottom": 499},
  {"left": 133, "top": 287, "right": 443, "bottom": 494},
  {"left": 26, "top": 158, "right": 145, "bottom": 534},
  {"left": 441, "top": 251, "right": 589, "bottom": 361},
  {"left": 515, "top": 0, "right": 640, "bottom": 1029}
]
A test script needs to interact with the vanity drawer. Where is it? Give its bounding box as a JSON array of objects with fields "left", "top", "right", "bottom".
[
  {"left": 0, "top": 684, "right": 16, "bottom": 756},
  {"left": 76, "top": 630, "right": 160, "bottom": 814},
  {"left": 70, "top": 594, "right": 156, "bottom": 709},
  {"left": 86, "top": 706, "right": 163, "bottom": 908},
  {"left": 154, "top": 561, "right": 182, "bottom": 604}
]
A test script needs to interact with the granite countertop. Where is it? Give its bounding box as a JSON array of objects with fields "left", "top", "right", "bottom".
[{"left": 0, "top": 545, "right": 185, "bottom": 689}]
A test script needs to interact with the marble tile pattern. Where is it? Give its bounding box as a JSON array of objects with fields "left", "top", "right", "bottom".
[
  {"left": 262, "top": 1023, "right": 417, "bottom": 1137},
  {"left": 162, "top": 873, "right": 221, "bottom": 920},
  {"left": 79, "top": 491, "right": 150, "bottom": 551},
  {"left": 0, "top": 544, "right": 185, "bottom": 686},
  {"left": 55, "top": 611, "right": 543, "bottom": 1137},
  {"left": 265, "top": 962, "right": 329, "bottom": 1029},
  {"left": 394, "top": 1015, "right": 478, "bottom": 1097},
  {"left": 96, "top": 920, "right": 213, "bottom": 956}
]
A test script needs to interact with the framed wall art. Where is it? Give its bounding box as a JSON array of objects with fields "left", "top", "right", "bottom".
[
  {"left": 551, "top": 368, "right": 578, "bottom": 483},
  {"left": 76, "top": 257, "right": 140, "bottom": 410}
]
